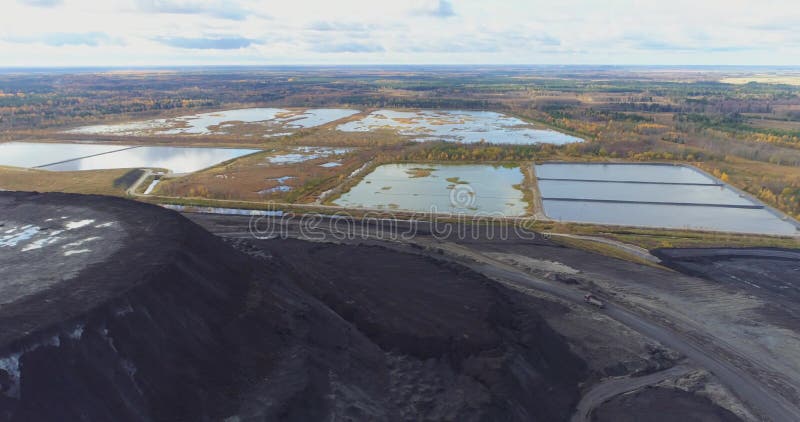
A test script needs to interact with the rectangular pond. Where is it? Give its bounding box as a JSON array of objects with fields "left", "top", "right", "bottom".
[
  {"left": 536, "top": 163, "right": 713, "bottom": 184},
  {"left": 542, "top": 201, "right": 796, "bottom": 236},
  {"left": 535, "top": 163, "right": 799, "bottom": 235},
  {"left": 0, "top": 142, "right": 260, "bottom": 174},
  {"left": 538, "top": 180, "right": 753, "bottom": 206},
  {"left": 41, "top": 146, "right": 260, "bottom": 174},
  {"left": 337, "top": 110, "right": 583, "bottom": 145},
  {"left": 333, "top": 163, "right": 529, "bottom": 216},
  {"left": 0, "top": 142, "right": 133, "bottom": 168}
]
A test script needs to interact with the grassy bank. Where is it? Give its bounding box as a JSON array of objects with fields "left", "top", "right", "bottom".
[{"left": 0, "top": 166, "right": 137, "bottom": 196}]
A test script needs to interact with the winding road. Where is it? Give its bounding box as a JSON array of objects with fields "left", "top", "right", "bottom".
[
  {"left": 451, "top": 244, "right": 800, "bottom": 422},
  {"left": 570, "top": 365, "right": 693, "bottom": 422}
]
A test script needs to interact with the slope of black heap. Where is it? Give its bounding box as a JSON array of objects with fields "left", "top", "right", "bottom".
[{"left": 0, "top": 192, "right": 586, "bottom": 421}]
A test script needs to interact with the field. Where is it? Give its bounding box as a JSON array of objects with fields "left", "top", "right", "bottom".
[
  {"left": 0, "top": 166, "right": 139, "bottom": 196},
  {"left": 721, "top": 75, "right": 800, "bottom": 86},
  {"left": 153, "top": 146, "right": 378, "bottom": 203}
]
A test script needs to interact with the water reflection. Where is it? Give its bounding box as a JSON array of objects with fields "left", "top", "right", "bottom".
[
  {"left": 543, "top": 201, "right": 798, "bottom": 235},
  {"left": 536, "top": 163, "right": 713, "bottom": 184},
  {"left": 334, "top": 163, "right": 528, "bottom": 216},
  {"left": 337, "top": 110, "right": 583, "bottom": 145},
  {"left": 538, "top": 180, "right": 753, "bottom": 206},
  {"left": 68, "top": 108, "right": 361, "bottom": 136},
  {"left": 41, "top": 146, "right": 260, "bottom": 174},
  {"left": 0, "top": 142, "right": 133, "bottom": 168},
  {"left": 535, "top": 163, "right": 799, "bottom": 235}
]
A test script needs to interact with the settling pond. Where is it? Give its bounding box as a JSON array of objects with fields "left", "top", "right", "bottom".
[
  {"left": 65, "top": 108, "right": 582, "bottom": 146},
  {"left": 536, "top": 163, "right": 799, "bottom": 235},
  {"left": 0, "top": 142, "right": 260, "bottom": 174},
  {"left": 333, "top": 163, "right": 528, "bottom": 216},
  {"left": 337, "top": 110, "right": 582, "bottom": 145},
  {"left": 67, "top": 108, "right": 360, "bottom": 136}
]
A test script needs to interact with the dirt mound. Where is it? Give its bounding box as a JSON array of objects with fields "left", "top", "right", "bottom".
[
  {"left": 248, "top": 238, "right": 588, "bottom": 420},
  {"left": 0, "top": 192, "right": 587, "bottom": 421}
]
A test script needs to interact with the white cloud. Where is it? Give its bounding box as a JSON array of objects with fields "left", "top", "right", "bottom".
[
  {"left": 0, "top": 0, "right": 798, "bottom": 66},
  {"left": 133, "top": 0, "right": 254, "bottom": 21},
  {"left": 5, "top": 32, "right": 123, "bottom": 47},
  {"left": 154, "top": 36, "right": 258, "bottom": 49},
  {"left": 17, "top": 0, "right": 62, "bottom": 7},
  {"left": 410, "top": 0, "right": 456, "bottom": 18}
]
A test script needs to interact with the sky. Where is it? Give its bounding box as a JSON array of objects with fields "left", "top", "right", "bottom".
[{"left": 0, "top": 0, "right": 799, "bottom": 67}]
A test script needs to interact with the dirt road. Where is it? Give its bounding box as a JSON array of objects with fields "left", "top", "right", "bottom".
[
  {"left": 546, "top": 232, "right": 662, "bottom": 263},
  {"left": 570, "top": 364, "right": 693, "bottom": 422},
  {"left": 449, "top": 245, "right": 800, "bottom": 422}
]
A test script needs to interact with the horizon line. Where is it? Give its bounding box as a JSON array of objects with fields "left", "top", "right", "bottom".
[{"left": 1, "top": 64, "right": 800, "bottom": 70}]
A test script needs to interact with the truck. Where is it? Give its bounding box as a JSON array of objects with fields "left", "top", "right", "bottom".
[{"left": 584, "top": 293, "right": 605, "bottom": 309}]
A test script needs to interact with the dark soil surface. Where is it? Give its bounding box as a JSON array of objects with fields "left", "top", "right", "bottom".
[
  {"left": 244, "top": 237, "right": 588, "bottom": 421},
  {"left": 113, "top": 169, "right": 145, "bottom": 189},
  {"left": 591, "top": 387, "right": 741, "bottom": 422},
  {"left": 654, "top": 248, "right": 800, "bottom": 302},
  {"left": 654, "top": 248, "right": 800, "bottom": 331},
  {"left": 0, "top": 192, "right": 588, "bottom": 421},
  {"left": 0, "top": 193, "right": 762, "bottom": 421}
]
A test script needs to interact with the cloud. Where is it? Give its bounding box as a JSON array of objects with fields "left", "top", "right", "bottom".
[
  {"left": 17, "top": 0, "right": 62, "bottom": 7},
  {"left": 5, "top": 32, "right": 122, "bottom": 47},
  {"left": 630, "top": 37, "right": 756, "bottom": 54},
  {"left": 307, "top": 21, "right": 374, "bottom": 33},
  {"left": 411, "top": 0, "right": 456, "bottom": 18},
  {"left": 310, "top": 42, "right": 384, "bottom": 53},
  {"left": 532, "top": 34, "right": 561, "bottom": 47},
  {"left": 134, "top": 0, "right": 252, "bottom": 21},
  {"left": 398, "top": 30, "right": 561, "bottom": 54},
  {"left": 155, "top": 36, "right": 258, "bottom": 49},
  {"left": 3, "top": 0, "right": 800, "bottom": 66}
]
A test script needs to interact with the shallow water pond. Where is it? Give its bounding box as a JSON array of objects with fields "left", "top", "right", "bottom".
[
  {"left": 0, "top": 142, "right": 133, "bottom": 168},
  {"left": 333, "top": 163, "right": 529, "bottom": 216},
  {"left": 536, "top": 163, "right": 714, "bottom": 184},
  {"left": 538, "top": 180, "right": 753, "bottom": 206},
  {"left": 535, "top": 163, "right": 799, "bottom": 235},
  {"left": 337, "top": 109, "right": 582, "bottom": 145},
  {"left": 41, "top": 146, "right": 260, "bottom": 174},
  {"left": 277, "top": 109, "right": 359, "bottom": 128},
  {"left": 266, "top": 147, "right": 352, "bottom": 165},
  {"left": 68, "top": 108, "right": 360, "bottom": 136},
  {"left": 543, "top": 201, "right": 797, "bottom": 235}
]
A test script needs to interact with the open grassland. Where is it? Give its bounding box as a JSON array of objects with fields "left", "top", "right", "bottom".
[
  {"left": 746, "top": 118, "right": 800, "bottom": 132},
  {"left": 154, "top": 147, "right": 382, "bottom": 203},
  {"left": 0, "top": 166, "right": 137, "bottom": 196},
  {"left": 721, "top": 76, "right": 800, "bottom": 86}
]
